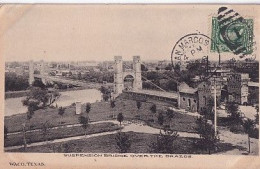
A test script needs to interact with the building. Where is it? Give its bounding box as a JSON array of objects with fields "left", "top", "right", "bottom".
[
  {"left": 248, "top": 81, "right": 259, "bottom": 105},
  {"left": 178, "top": 82, "right": 198, "bottom": 112},
  {"left": 227, "top": 73, "right": 250, "bottom": 104},
  {"left": 124, "top": 89, "right": 178, "bottom": 106},
  {"left": 197, "top": 81, "right": 212, "bottom": 112}
]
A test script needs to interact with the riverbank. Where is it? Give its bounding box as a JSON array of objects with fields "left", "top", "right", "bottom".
[
  {"left": 5, "top": 88, "right": 102, "bottom": 116},
  {"left": 5, "top": 81, "right": 112, "bottom": 99},
  {"left": 5, "top": 87, "right": 87, "bottom": 99}
]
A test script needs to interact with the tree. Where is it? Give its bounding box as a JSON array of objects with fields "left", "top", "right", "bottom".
[
  {"left": 255, "top": 105, "right": 259, "bottom": 124},
  {"left": 78, "top": 116, "right": 89, "bottom": 136},
  {"left": 186, "top": 60, "right": 208, "bottom": 78},
  {"left": 226, "top": 102, "right": 241, "bottom": 124},
  {"left": 136, "top": 101, "right": 142, "bottom": 110},
  {"left": 32, "top": 79, "right": 46, "bottom": 89},
  {"left": 58, "top": 107, "right": 66, "bottom": 124},
  {"left": 85, "top": 103, "right": 91, "bottom": 113},
  {"left": 115, "top": 132, "right": 131, "bottom": 153},
  {"left": 99, "top": 86, "right": 111, "bottom": 102},
  {"left": 103, "top": 94, "right": 109, "bottom": 102},
  {"left": 22, "top": 123, "right": 27, "bottom": 151},
  {"left": 150, "top": 104, "right": 157, "bottom": 122},
  {"left": 99, "top": 86, "right": 107, "bottom": 95},
  {"left": 117, "top": 113, "right": 124, "bottom": 126},
  {"left": 78, "top": 72, "right": 82, "bottom": 80},
  {"left": 200, "top": 107, "right": 213, "bottom": 121},
  {"left": 85, "top": 103, "right": 91, "bottom": 120},
  {"left": 110, "top": 100, "right": 116, "bottom": 118},
  {"left": 4, "top": 126, "right": 8, "bottom": 141},
  {"left": 158, "top": 113, "right": 164, "bottom": 133},
  {"left": 22, "top": 87, "right": 60, "bottom": 110},
  {"left": 166, "top": 80, "right": 178, "bottom": 92},
  {"left": 165, "top": 64, "right": 173, "bottom": 71},
  {"left": 149, "top": 128, "right": 179, "bottom": 154},
  {"left": 5, "top": 72, "right": 29, "bottom": 92},
  {"left": 242, "top": 119, "right": 255, "bottom": 153},
  {"left": 195, "top": 117, "right": 218, "bottom": 154},
  {"left": 141, "top": 64, "right": 148, "bottom": 71},
  {"left": 22, "top": 87, "right": 60, "bottom": 130},
  {"left": 166, "top": 109, "right": 174, "bottom": 128},
  {"left": 110, "top": 100, "right": 116, "bottom": 109},
  {"left": 248, "top": 92, "right": 259, "bottom": 105},
  {"left": 26, "top": 109, "right": 34, "bottom": 130},
  {"left": 42, "top": 121, "right": 51, "bottom": 142}
]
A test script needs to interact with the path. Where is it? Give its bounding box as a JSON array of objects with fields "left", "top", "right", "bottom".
[
  {"left": 216, "top": 127, "right": 258, "bottom": 155},
  {"left": 5, "top": 120, "right": 199, "bottom": 151}
]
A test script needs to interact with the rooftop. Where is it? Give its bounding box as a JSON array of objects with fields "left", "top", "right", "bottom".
[
  {"left": 179, "top": 82, "right": 197, "bottom": 94},
  {"left": 248, "top": 81, "right": 259, "bottom": 88}
]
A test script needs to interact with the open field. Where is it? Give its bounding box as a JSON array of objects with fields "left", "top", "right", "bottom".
[
  {"left": 5, "top": 97, "right": 197, "bottom": 133},
  {"left": 7, "top": 132, "right": 236, "bottom": 154},
  {"left": 5, "top": 122, "right": 120, "bottom": 147}
]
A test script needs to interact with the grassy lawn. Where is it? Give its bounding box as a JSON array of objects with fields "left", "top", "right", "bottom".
[
  {"left": 91, "top": 98, "right": 198, "bottom": 133},
  {"left": 5, "top": 106, "right": 81, "bottom": 133},
  {"left": 7, "top": 132, "right": 236, "bottom": 154},
  {"left": 5, "top": 96, "right": 198, "bottom": 133},
  {"left": 5, "top": 122, "right": 120, "bottom": 147}
]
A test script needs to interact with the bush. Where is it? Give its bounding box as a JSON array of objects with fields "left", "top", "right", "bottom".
[
  {"left": 148, "top": 119, "right": 154, "bottom": 123},
  {"left": 249, "top": 128, "right": 259, "bottom": 139},
  {"left": 149, "top": 129, "right": 178, "bottom": 154},
  {"left": 5, "top": 72, "right": 29, "bottom": 92},
  {"left": 226, "top": 102, "right": 242, "bottom": 124},
  {"left": 135, "top": 115, "right": 141, "bottom": 120},
  {"left": 229, "top": 124, "right": 244, "bottom": 134},
  {"left": 195, "top": 117, "right": 219, "bottom": 154},
  {"left": 4, "top": 126, "right": 8, "bottom": 140},
  {"left": 115, "top": 132, "right": 131, "bottom": 153}
]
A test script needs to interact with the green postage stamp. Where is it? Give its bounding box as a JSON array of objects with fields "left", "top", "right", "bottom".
[{"left": 211, "top": 17, "right": 254, "bottom": 55}]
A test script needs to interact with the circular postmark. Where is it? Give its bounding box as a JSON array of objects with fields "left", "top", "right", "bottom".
[{"left": 171, "top": 33, "right": 221, "bottom": 81}]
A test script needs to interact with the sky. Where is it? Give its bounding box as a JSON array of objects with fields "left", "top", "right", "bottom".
[{"left": 1, "top": 5, "right": 259, "bottom": 62}]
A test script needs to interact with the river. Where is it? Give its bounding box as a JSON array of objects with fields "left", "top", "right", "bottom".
[{"left": 5, "top": 89, "right": 102, "bottom": 116}]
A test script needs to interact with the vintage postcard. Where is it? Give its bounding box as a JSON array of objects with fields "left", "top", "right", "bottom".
[{"left": 0, "top": 4, "right": 260, "bottom": 169}]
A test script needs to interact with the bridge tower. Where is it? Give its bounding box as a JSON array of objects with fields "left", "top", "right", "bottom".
[
  {"left": 133, "top": 56, "right": 142, "bottom": 90},
  {"left": 113, "top": 56, "right": 142, "bottom": 96},
  {"left": 114, "top": 56, "right": 124, "bottom": 94},
  {"left": 40, "top": 60, "right": 46, "bottom": 84},
  {"left": 29, "top": 60, "right": 34, "bottom": 85}
]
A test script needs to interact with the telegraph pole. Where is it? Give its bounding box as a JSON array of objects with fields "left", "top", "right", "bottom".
[{"left": 214, "top": 77, "right": 217, "bottom": 137}]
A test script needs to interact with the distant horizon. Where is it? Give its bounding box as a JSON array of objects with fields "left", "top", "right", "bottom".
[{"left": 5, "top": 57, "right": 259, "bottom": 63}]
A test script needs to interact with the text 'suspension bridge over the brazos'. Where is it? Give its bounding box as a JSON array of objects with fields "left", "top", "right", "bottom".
[{"left": 1, "top": 4, "right": 259, "bottom": 169}]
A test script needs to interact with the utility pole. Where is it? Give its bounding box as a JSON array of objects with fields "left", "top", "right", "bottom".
[
  {"left": 214, "top": 78, "right": 217, "bottom": 137},
  {"left": 22, "top": 123, "right": 27, "bottom": 151}
]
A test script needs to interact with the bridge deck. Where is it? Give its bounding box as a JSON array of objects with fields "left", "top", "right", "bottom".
[
  {"left": 126, "top": 89, "right": 179, "bottom": 100},
  {"left": 34, "top": 75, "right": 90, "bottom": 87}
]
